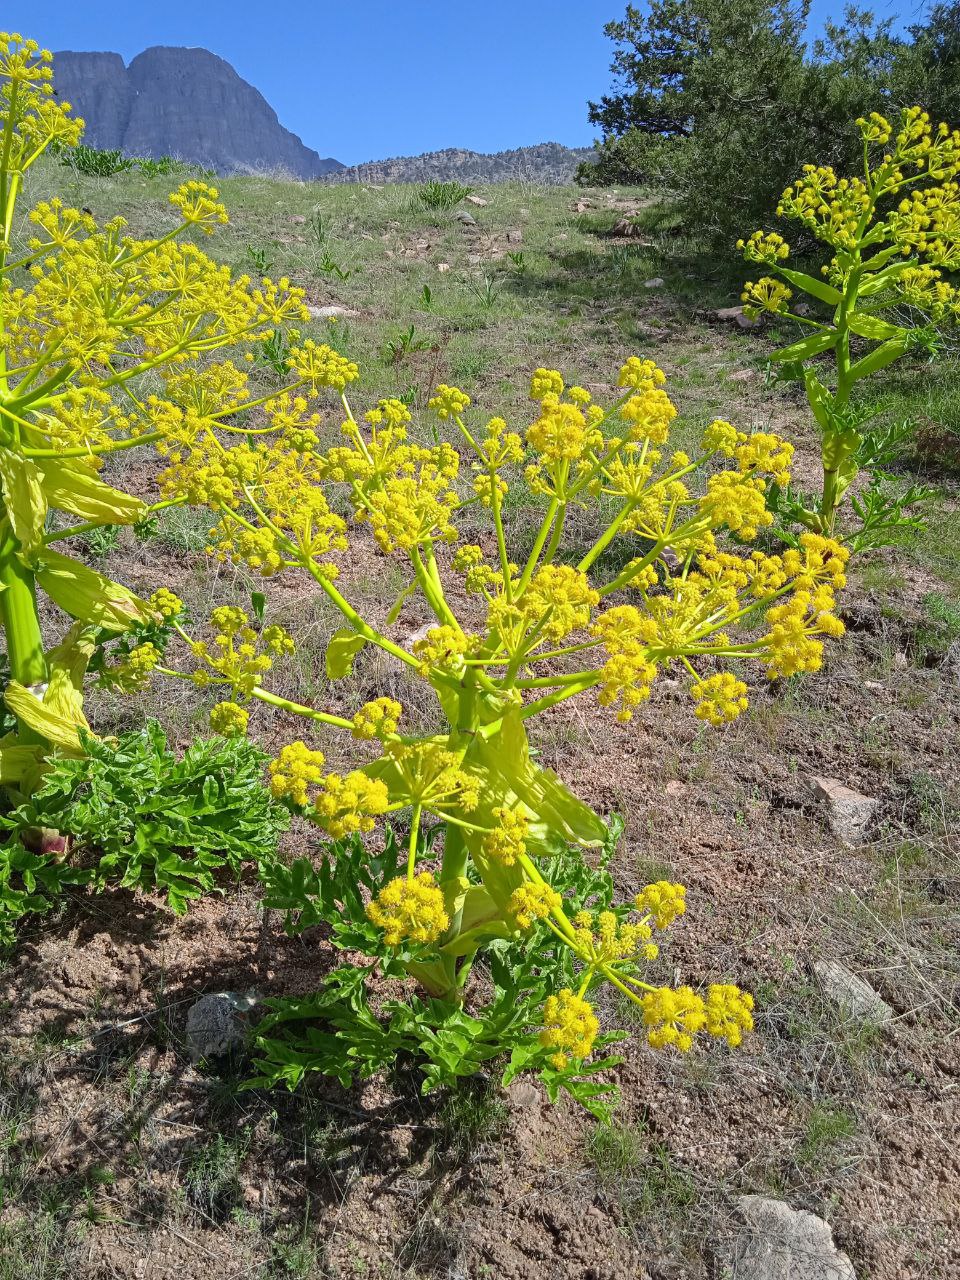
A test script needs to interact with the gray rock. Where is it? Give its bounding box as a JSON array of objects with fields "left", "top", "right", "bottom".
[
  {"left": 455, "top": 211, "right": 478, "bottom": 226},
  {"left": 812, "top": 960, "right": 893, "bottom": 1024},
  {"left": 720, "top": 1196, "right": 856, "bottom": 1280},
  {"left": 465, "top": 194, "right": 488, "bottom": 206},
  {"left": 185, "top": 992, "right": 257, "bottom": 1062},
  {"left": 808, "top": 776, "right": 879, "bottom": 846},
  {"left": 714, "top": 305, "right": 760, "bottom": 330},
  {"left": 52, "top": 47, "right": 343, "bottom": 178},
  {"left": 644, "top": 277, "right": 665, "bottom": 288},
  {"left": 506, "top": 228, "right": 523, "bottom": 243}
]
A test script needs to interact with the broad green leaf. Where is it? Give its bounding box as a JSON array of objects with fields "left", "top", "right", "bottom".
[
  {"left": 43, "top": 623, "right": 95, "bottom": 730},
  {"left": 848, "top": 337, "right": 909, "bottom": 382},
  {"left": 35, "top": 548, "right": 153, "bottom": 633},
  {"left": 770, "top": 330, "right": 839, "bottom": 363},
  {"left": 0, "top": 744, "right": 45, "bottom": 783},
  {"left": 777, "top": 268, "right": 842, "bottom": 306},
  {"left": 847, "top": 314, "right": 906, "bottom": 342},
  {"left": 858, "top": 259, "right": 917, "bottom": 297},
  {"left": 0, "top": 447, "right": 46, "bottom": 564},
  {"left": 39, "top": 459, "right": 146, "bottom": 525},
  {"left": 803, "top": 370, "right": 835, "bottom": 432},
  {"left": 3, "top": 680, "right": 85, "bottom": 752},
  {"left": 325, "top": 627, "right": 367, "bottom": 678}
]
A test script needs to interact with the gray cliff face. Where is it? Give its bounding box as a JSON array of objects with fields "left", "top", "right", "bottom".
[
  {"left": 52, "top": 46, "right": 343, "bottom": 178},
  {"left": 52, "top": 51, "right": 132, "bottom": 150}
]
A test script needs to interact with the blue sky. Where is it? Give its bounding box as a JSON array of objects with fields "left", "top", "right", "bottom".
[{"left": 15, "top": 1, "right": 914, "bottom": 165}]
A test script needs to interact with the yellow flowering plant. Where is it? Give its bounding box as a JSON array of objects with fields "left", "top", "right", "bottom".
[
  {"left": 0, "top": 41, "right": 851, "bottom": 1113},
  {"left": 738, "top": 107, "right": 960, "bottom": 547}
]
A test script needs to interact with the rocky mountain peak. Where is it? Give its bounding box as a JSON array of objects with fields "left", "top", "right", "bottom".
[{"left": 52, "top": 46, "right": 343, "bottom": 179}]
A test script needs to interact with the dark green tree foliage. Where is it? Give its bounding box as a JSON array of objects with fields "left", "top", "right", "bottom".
[{"left": 577, "top": 2, "right": 949, "bottom": 248}]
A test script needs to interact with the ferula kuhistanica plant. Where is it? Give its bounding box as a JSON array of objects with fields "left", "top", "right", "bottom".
[
  {"left": 0, "top": 37, "right": 852, "bottom": 1106},
  {"left": 738, "top": 106, "right": 960, "bottom": 545}
]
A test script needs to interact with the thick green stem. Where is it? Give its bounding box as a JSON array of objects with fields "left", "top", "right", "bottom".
[{"left": 0, "top": 523, "right": 47, "bottom": 743}]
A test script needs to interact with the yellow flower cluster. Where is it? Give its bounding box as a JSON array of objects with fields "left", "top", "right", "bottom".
[
  {"left": 100, "top": 642, "right": 161, "bottom": 693},
  {"left": 699, "top": 471, "right": 773, "bottom": 540},
  {"left": 314, "top": 771, "right": 390, "bottom": 837},
  {"left": 209, "top": 700, "right": 249, "bottom": 737},
  {"left": 384, "top": 742, "right": 480, "bottom": 813},
  {"left": 287, "top": 340, "right": 359, "bottom": 392},
  {"left": 736, "top": 230, "right": 790, "bottom": 265},
  {"left": 635, "top": 881, "right": 687, "bottom": 929},
  {"left": 526, "top": 397, "right": 603, "bottom": 463},
  {"left": 149, "top": 588, "right": 183, "bottom": 620},
  {"left": 529, "top": 368, "right": 565, "bottom": 400},
  {"left": 412, "top": 625, "right": 477, "bottom": 675},
  {"left": 592, "top": 605, "right": 659, "bottom": 722},
  {"left": 168, "top": 181, "right": 229, "bottom": 233},
  {"left": 509, "top": 882, "right": 562, "bottom": 929},
  {"left": 539, "top": 989, "right": 600, "bottom": 1069},
  {"left": 570, "top": 909, "right": 658, "bottom": 963},
  {"left": 366, "top": 872, "right": 450, "bottom": 946},
  {"left": 691, "top": 672, "right": 749, "bottom": 725},
  {"left": 190, "top": 608, "right": 294, "bottom": 697},
  {"left": 481, "top": 806, "right": 529, "bottom": 866},
  {"left": 639, "top": 983, "right": 753, "bottom": 1052},
  {"left": 352, "top": 697, "right": 402, "bottom": 740},
  {"left": 428, "top": 384, "right": 471, "bottom": 419},
  {"left": 268, "top": 741, "right": 327, "bottom": 806},
  {"left": 741, "top": 277, "right": 793, "bottom": 319}
]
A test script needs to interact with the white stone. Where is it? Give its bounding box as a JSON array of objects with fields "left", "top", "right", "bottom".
[
  {"left": 644, "top": 277, "right": 665, "bottom": 288},
  {"left": 808, "top": 776, "right": 879, "bottom": 846},
  {"left": 812, "top": 960, "right": 893, "bottom": 1024},
  {"left": 465, "top": 195, "right": 488, "bottom": 206},
  {"left": 720, "top": 1196, "right": 857, "bottom": 1280},
  {"left": 185, "top": 992, "right": 257, "bottom": 1062},
  {"left": 307, "top": 304, "right": 360, "bottom": 320}
]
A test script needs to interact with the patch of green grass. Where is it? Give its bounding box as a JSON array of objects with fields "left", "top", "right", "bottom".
[
  {"left": 181, "top": 1132, "right": 248, "bottom": 1222},
  {"left": 436, "top": 1080, "right": 509, "bottom": 1159},
  {"left": 796, "top": 1103, "right": 857, "bottom": 1168},
  {"left": 587, "top": 1120, "right": 644, "bottom": 1187}
]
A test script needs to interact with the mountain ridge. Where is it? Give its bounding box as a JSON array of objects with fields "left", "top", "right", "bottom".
[{"left": 323, "top": 142, "right": 595, "bottom": 186}]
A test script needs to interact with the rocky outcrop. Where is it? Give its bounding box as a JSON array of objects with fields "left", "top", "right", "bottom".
[
  {"left": 52, "top": 46, "right": 343, "bottom": 179},
  {"left": 324, "top": 142, "right": 595, "bottom": 186}
]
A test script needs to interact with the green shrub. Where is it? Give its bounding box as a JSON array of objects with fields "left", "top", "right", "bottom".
[
  {"left": 61, "top": 143, "right": 133, "bottom": 177},
  {"left": 417, "top": 180, "right": 473, "bottom": 211},
  {"left": 0, "top": 723, "right": 287, "bottom": 936}
]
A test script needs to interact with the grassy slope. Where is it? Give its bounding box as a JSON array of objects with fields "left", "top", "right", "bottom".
[{"left": 2, "top": 163, "right": 959, "bottom": 1280}]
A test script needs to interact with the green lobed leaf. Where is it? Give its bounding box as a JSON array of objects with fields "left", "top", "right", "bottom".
[
  {"left": 848, "top": 337, "right": 910, "bottom": 382},
  {"left": 770, "top": 329, "right": 840, "bottom": 362},
  {"left": 777, "top": 267, "right": 842, "bottom": 306},
  {"left": 325, "top": 627, "right": 367, "bottom": 678}
]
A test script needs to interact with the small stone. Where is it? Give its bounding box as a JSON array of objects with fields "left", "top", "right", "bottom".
[
  {"left": 185, "top": 992, "right": 257, "bottom": 1063},
  {"left": 720, "top": 1196, "right": 857, "bottom": 1280},
  {"left": 455, "top": 211, "right": 477, "bottom": 226},
  {"left": 465, "top": 195, "right": 488, "bottom": 206},
  {"left": 644, "top": 277, "right": 665, "bottom": 288},
  {"left": 665, "top": 780, "right": 686, "bottom": 797},
  {"left": 714, "top": 305, "right": 760, "bottom": 330},
  {"left": 572, "top": 199, "right": 591, "bottom": 213},
  {"left": 289, "top": 214, "right": 306, "bottom": 225},
  {"left": 504, "top": 1080, "right": 540, "bottom": 1110},
  {"left": 812, "top": 960, "right": 893, "bottom": 1024},
  {"left": 864, "top": 680, "right": 886, "bottom": 693},
  {"left": 809, "top": 775, "right": 879, "bottom": 846},
  {"left": 307, "top": 304, "right": 360, "bottom": 320},
  {"left": 893, "top": 651, "right": 909, "bottom": 669},
  {"left": 436, "top": 262, "right": 451, "bottom": 273},
  {"left": 506, "top": 228, "right": 522, "bottom": 244},
  {"left": 729, "top": 368, "right": 757, "bottom": 382}
]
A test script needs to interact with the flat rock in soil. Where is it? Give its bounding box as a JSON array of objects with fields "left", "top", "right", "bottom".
[
  {"left": 712, "top": 305, "right": 760, "bottom": 330},
  {"left": 720, "top": 1195, "right": 857, "bottom": 1280},
  {"left": 808, "top": 775, "right": 879, "bottom": 846},
  {"left": 307, "top": 304, "right": 360, "bottom": 320},
  {"left": 812, "top": 960, "right": 893, "bottom": 1024},
  {"left": 185, "top": 991, "right": 257, "bottom": 1062}
]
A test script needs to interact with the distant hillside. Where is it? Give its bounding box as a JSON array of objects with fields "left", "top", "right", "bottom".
[
  {"left": 324, "top": 143, "right": 595, "bottom": 186},
  {"left": 52, "top": 47, "right": 344, "bottom": 179}
]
